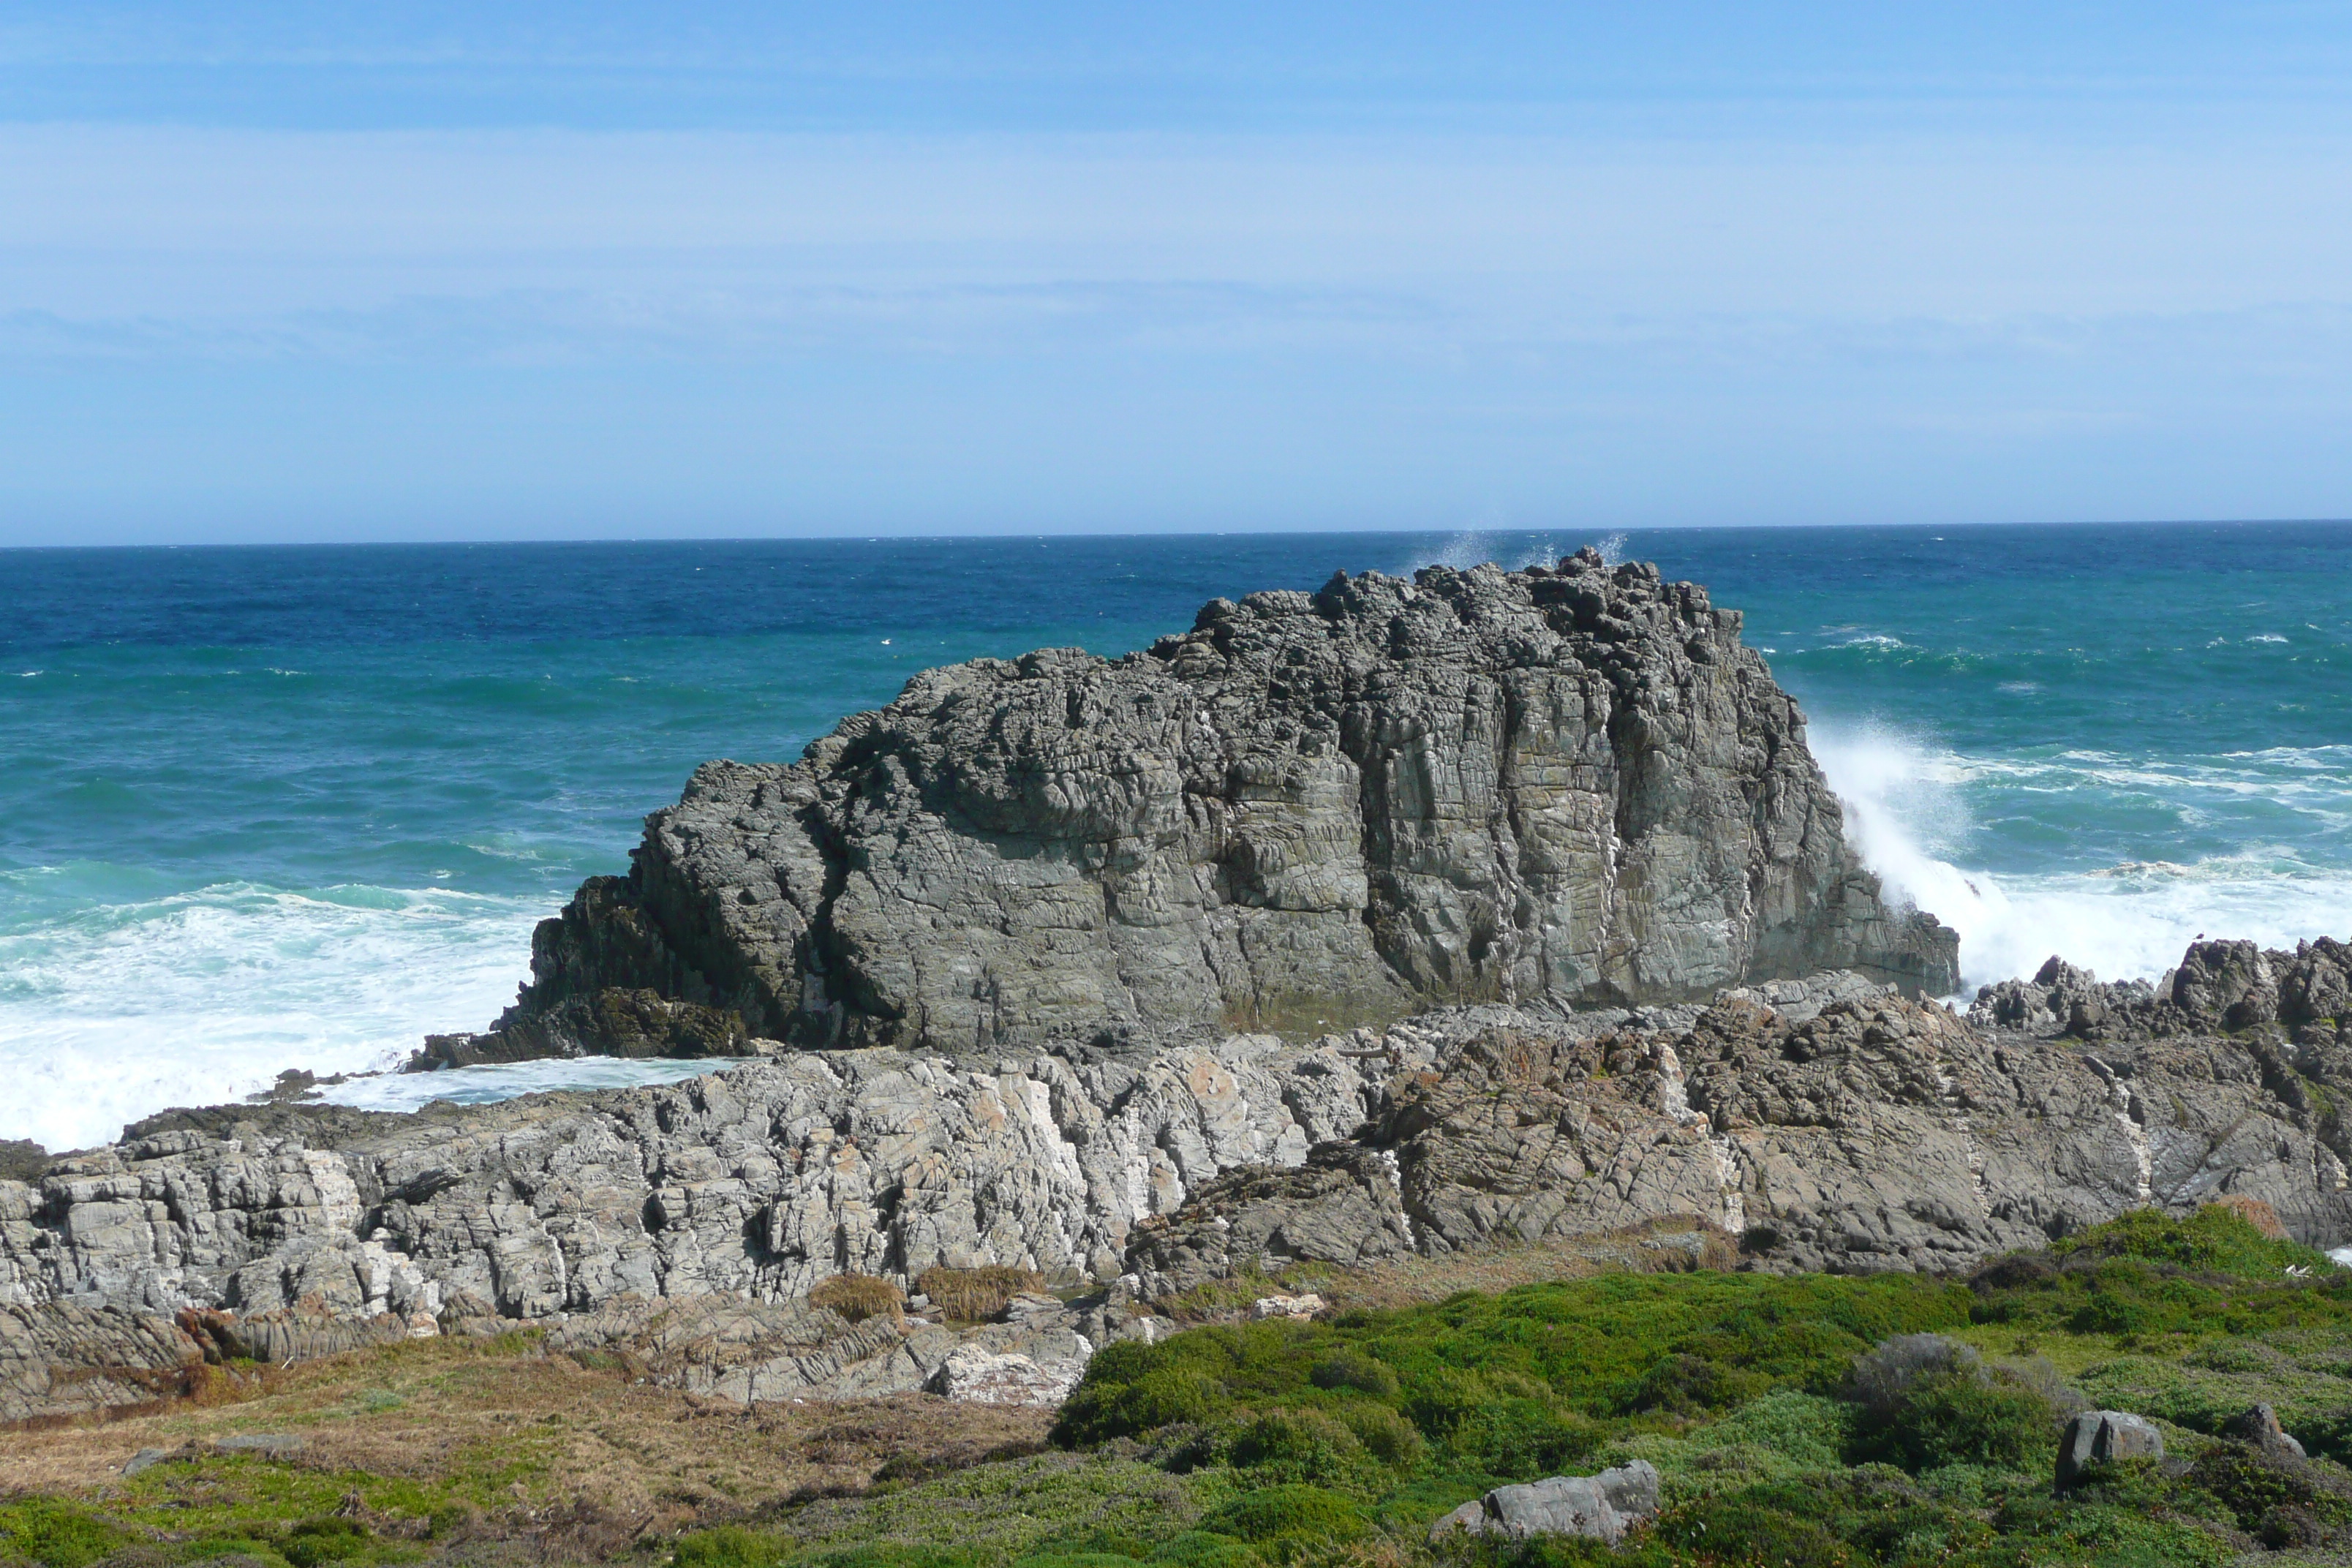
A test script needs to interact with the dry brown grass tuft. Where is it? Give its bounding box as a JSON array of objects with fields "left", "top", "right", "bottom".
[
  {"left": 915, "top": 1266, "right": 1047, "bottom": 1322},
  {"left": 807, "top": 1273, "right": 906, "bottom": 1324},
  {"left": 2208, "top": 1194, "right": 2290, "bottom": 1240},
  {"left": 0, "top": 1330, "right": 1051, "bottom": 1538}
]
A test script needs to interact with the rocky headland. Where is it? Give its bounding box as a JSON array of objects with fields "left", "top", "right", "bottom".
[{"left": 6, "top": 553, "right": 2348, "bottom": 1438}]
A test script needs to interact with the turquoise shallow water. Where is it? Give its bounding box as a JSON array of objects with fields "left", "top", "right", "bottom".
[{"left": 3, "top": 524, "right": 2348, "bottom": 1147}]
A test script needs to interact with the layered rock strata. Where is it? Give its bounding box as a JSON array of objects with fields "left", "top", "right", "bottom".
[
  {"left": 11, "top": 948, "right": 2352, "bottom": 1423},
  {"left": 1971, "top": 938, "right": 2352, "bottom": 1045},
  {"left": 436, "top": 551, "right": 1956, "bottom": 1066}
]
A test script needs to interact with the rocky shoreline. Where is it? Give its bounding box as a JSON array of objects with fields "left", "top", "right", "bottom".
[
  {"left": 10, "top": 939, "right": 2352, "bottom": 1426},
  {"left": 6, "top": 553, "right": 2346, "bottom": 1433}
]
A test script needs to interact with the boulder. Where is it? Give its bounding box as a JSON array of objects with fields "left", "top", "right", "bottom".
[
  {"left": 928, "top": 1343, "right": 1084, "bottom": 1407},
  {"left": 2223, "top": 1403, "right": 2309, "bottom": 1463},
  {"left": 1431, "top": 1460, "right": 1662, "bottom": 1544},
  {"left": 2056, "top": 1410, "right": 2166, "bottom": 1488}
]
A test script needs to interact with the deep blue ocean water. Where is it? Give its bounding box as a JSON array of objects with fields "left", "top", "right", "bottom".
[{"left": 4, "top": 523, "right": 2349, "bottom": 1148}]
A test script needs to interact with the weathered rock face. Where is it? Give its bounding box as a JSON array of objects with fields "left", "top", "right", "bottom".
[
  {"left": 1129, "top": 967, "right": 2352, "bottom": 1286},
  {"left": 1970, "top": 938, "right": 2352, "bottom": 1046},
  {"left": 1, "top": 1036, "right": 1392, "bottom": 1335},
  {"left": 451, "top": 551, "right": 1955, "bottom": 1064},
  {"left": 1, "top": 1300, "right": 203, "bottom": 1424}
]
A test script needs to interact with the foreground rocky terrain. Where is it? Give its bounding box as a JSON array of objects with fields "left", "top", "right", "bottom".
[
  {"left": 8, "top": 935, "right": 2352, "bottom": 1432},
  {"left": 9, "top": 1204, "right": 2352, "bottom": 1568},
  {"left": 428, "top": 550, "right": 1956, "bottom": 1066}
]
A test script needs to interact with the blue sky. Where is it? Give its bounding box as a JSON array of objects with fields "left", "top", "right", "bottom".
[{"left": 4, "top": 3, "right": 2351, "bottom": 543}]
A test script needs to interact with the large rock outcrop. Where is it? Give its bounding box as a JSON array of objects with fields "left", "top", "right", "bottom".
[{"left": 450, "top": 551, "right": 1956, "bottom": 1064}]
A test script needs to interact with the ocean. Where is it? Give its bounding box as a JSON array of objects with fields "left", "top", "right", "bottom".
[{"left": 4, "top": 523, "right": 2348, "bottom": 1150}]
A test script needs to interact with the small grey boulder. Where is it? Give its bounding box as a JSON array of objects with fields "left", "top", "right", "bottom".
[
  {"left": 2056, "top": 1410, "right": 2164, "bottom": 1488},
  {"left": 2222, "top": 1403, "right": 2307, "bottom": 1462},
  {"left": 1431, "top": 1460, "right": 1662, "bottom": 1545}
]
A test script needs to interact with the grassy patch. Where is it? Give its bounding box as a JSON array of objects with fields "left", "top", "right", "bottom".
[{"left": 12, "top": 1203, "right": 2352, "bottom": 1567}]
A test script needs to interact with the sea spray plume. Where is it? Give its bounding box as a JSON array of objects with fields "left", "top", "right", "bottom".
[
  {"left": 1418, "top": 531, "right": 1568, "bottom": 573},
  {"left": 1809, "top": 723, "right": 2005, "bottom": 990},
  {"left": 434, "top": 550, "right": 1959, "bottom": 1066},
  {"left": 1811, "top": 723, "right": 2352, "bottom": 993}
]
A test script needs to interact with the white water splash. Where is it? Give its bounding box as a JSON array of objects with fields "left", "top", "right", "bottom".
[
  {"left": 1810, "top": 723, "right": 2352, "bottom": 995},
  {"left": 0, "top": 880, "right": 541, "bottom": 1150},
  {"left": 316, "top": 1055, "right": 756, "bottom": 1115},
  {"left": 1406, "top": 532, "right": 1588, "bottom": 576}
]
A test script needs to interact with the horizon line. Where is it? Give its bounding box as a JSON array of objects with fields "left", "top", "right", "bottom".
[{"left": 6, "top": 515, "right": 2351, "bottom": 554}]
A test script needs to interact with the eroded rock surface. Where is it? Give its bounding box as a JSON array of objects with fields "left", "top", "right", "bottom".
[
  {"left": 440, "top": 551, "right": 1954, "bottom": 1066},
  {"left": 11, "top": 944, "right": 2352, "bottom": 1422},
  {"left": 1128, "top": 960, "right": 2352, "bottom": 1286},
  {"left": 1970, "top": 938, "right": 2352, "bottom": 1045}
]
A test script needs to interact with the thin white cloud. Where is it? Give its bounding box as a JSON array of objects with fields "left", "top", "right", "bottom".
[
  {"left": 1, "top": 119, "right": 2350, "bottom": 540},
  {"left": 4, "top": 125, "right": 2351, "bottom": 325}
]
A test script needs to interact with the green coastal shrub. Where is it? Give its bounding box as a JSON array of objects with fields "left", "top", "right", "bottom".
[
  {"left": 1221, "top": 1410, "right": 1379, "bottom": 1489},
  {"left": 1686, "top": 1389, "right": 1856, "bottom": 1470},
  {"left": 1876, "top": 1371, "right": 2054, "bottom": 1473},
  {"left": 1646, "top": 1493, "right": 1855, "bottom": 1567},
  {"left": 1055, "top": 1365, "right": 1232, "bottom": 1445},
  {"left": 1147, "top": 1531, "right": 1263, "bottom": 1568},
  {"left": 0, "top": 1498, "right": 129, "bottom": 1568},
  {"left": 1629, "top": 1350, "right": 1770, "bottom": 1415},
  {"left": 1844, "top": 1333, "right": 1980, "bottom": 1420},
  {"left": 1308, "top": 1350, "right": 1398, "bottom": 1399},
  {"left": 1333, "top": 1401, "right": 1424, "bottom": 1468},
  {"left": 1199, "top": 1485, "right": 1366, "bottom": 1549},
  {"left": 278, "top": 1514, "right": 373, "bottom": 1567},
  {"left": 2048, "top": 1204, "right": 2338, "bottom": 1281}
]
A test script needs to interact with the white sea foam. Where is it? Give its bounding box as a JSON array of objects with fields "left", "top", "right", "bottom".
[
  {"left": 0, "top": 881, "right": 540, "bottom": 1150},
  {"left": 314, "top": 1056, "right": 755, "bottom": 1115},
  {"left": 1812, "top": 724, "right": 2352, "bottom": 995}
]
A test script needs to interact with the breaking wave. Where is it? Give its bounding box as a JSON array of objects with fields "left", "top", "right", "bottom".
[
  {"left": 0, "top": 876, "right": 540, "bottom": 1150},
  {"left": 1812, "top": 725, "right": 2352, "bottom": 995}
]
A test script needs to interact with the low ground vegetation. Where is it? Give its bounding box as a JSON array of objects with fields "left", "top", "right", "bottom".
[
  {"left": 10, "top": 1206, "right": 2352, "bottom": 1567},
  {"left": 915, "top": 1267, "right": 1049, "bottom": 1324}
]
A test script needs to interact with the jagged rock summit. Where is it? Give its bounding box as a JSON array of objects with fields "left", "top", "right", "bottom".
[{"left": 446, "top": 550, "right": 1956, "bottom": 1064}]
